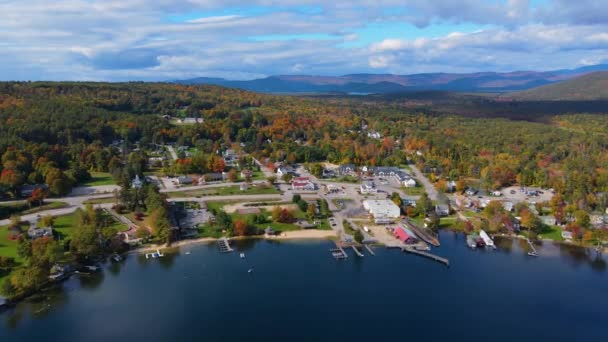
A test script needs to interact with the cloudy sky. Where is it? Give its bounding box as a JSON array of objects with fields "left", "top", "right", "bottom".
[{"left": 1, "top": 0, "right": 607, "bottom": 81}]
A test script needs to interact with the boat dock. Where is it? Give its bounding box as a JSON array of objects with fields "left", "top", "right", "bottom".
[
  {"left": 364, "top": 244, "right": 375, "bottom": 256},
  {"left": 218, "top": 238, "right": 234, "bottom": 253},
  {"left": 351, "top": 246, "right": 364, "bottom": 257},
  {"left": 330, "top": 243, "right": 348, "bottom": 259},
  {"left": 402, "top": 246, "right": 449, "bottom": 266},
  {"left": 525, "top": 238, "right": 538, "bottom": 256},
  {"left": 403, "top": 219, "right": 440, "bottom": 247}
]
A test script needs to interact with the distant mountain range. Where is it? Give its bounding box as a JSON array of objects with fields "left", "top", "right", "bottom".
[
  {"left": 175, "top": 64, "right": 608, "bottom": 94},
  {"left": 505, "top": 71, "right": 608, "bottom": 101}
]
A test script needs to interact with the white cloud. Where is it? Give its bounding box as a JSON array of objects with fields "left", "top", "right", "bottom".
[{"left": 0, "top": 1, "right": 606, "bottom": 80}]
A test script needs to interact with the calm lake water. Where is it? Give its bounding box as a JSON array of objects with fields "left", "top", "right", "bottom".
[{"left": 1, "top": 231, "right": 607, "bottom": 341}]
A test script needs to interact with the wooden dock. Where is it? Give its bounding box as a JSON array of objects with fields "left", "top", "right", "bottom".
[
  {"left": 218, "top": 237, "right": 234, "bottom": 253},
  {"left": 364, "top": 244, "right": 375, "bottom": 256},
  {"left": 402, "top": 246, "right": 449, "bottom": 266},
  {"left": 351, "top": 246, "right": 364, "bottom": 257},
  {"left": 330, "top": 243, "right": 348, "bottom": 259},
  {"left": 525, "top": 238, "right": 538, "bottom": 256},
  {"left": 403, "top": 219, "right": 440, "bottom": 247}
]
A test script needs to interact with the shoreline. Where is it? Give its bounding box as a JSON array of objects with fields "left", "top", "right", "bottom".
[{"left": 132, "top": 229, "right": 338, "bottom": 254}]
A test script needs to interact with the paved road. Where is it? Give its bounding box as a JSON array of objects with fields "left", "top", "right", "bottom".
[{"left": 409, "top": 164, "right": 438, "bottom": 201}]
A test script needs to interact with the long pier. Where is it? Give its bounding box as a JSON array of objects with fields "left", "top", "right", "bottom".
[
  {"left": 525, "top": 238, "right": 538, "bottom": 256},
  {"left": 351, "top": 246, "right": 364, "bottom": 257},
  {"left": 403, "top": 219, "right": 440, "bottom": 247},
  {"left": 402, "top": 246, "right": 449, "bottom": 266},
  {"left": 364, "top": 244, "right": 375, "bottom": 256},
  {"left": 218, "top": 237, "right": 233, "bottom": 253},
  {"left": 330, "top": 242, "right": 348, "bottom": 259}
]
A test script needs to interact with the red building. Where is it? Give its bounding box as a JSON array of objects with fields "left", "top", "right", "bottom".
[{"left": 394, "top": 227, "right": 415, "bottom": 244}]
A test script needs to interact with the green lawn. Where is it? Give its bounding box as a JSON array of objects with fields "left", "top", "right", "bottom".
[
  {"left": 439, "top": 216, "right": 458, "bottom": 229},
  {"left": 83, "top": 197, "right": 117, "bottom": 205},
  {"left": 538, "top": 225, "right": 564, "bottom": 242},
  {"left": 402, "top": 186, "right": 425, "bottom": 196},
  {"left": 0, "top": 223, "right": 28, "bottom": 262},
  {"left": 83, "top": 172, "right": 115, "bottom": 186},
  {"left": 167, "top": 185, "right": 281, "bottom": 198}
]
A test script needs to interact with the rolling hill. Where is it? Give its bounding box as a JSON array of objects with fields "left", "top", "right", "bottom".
[
  {"left": 506, "top": 71, "right": 608, "bottom": 101},
  {"left": 175, "top": 64, "right": 608, "bottom": 94}
]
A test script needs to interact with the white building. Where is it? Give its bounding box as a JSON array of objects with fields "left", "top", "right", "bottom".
[
  {"left": 291, "top": 177, "right": 315, "bottom": 191},
  {"left": 363, "top": 200, "right": 401, "bottom": 223},
  {"left": 402, "top": 178, "right": 416, "bottom": 188},
  {"left": 367, "top": 131, "right": 382, "bottom": 139},
  {"left": 360, "top": 181, "right": 377, "bottom": 194}
]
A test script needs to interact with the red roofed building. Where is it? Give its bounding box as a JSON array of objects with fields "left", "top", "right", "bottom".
[
  {"left": 394, "top": 227, "right": 415, "bottom": 244},
  {"left": 291, "top": 177, "right": 315, "bottom": 191}
]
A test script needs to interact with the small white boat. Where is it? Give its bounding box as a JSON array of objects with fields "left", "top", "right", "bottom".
[
  {"left": 240, "top": 253, "right": 245, "bottom": 259},
  {"left": 247, "top": 268, "right": 253, "bottom": 273},
  {"left": 527, "top": 252, "right": 538, "bottom": 257},
  {"left": 185, "top": 251, "right": 191, "bottom": 255}
]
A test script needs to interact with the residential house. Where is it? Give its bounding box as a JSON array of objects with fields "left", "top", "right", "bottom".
[
  {"left": 177, "top": 175, "right": 193, "bottom": 185},
  {"left": 322, "top": 168, "right": 335, "bottom": 178},
  {"left": 276, "top": 166, "right": 295, "bottom": 177},
  {"left": 337, "top": 164, "right": 356, "bottom": 176},
  {"left": 204, "top": 173, "right": 225, "bottom": 182},
  {"left": 222, "top": 149, "right": 238, "bottom": 167},
  {"left": 27, "top": 226, "right": 53, "bottom": 239},
  {"left": 562, "top": 231, "right": 574, "bottom": 241},
  {"left": 435, "top": 204, "right": 450, "bottom": 217},
  {"left": 367, "top": 131, "right": 382, "bottom": 139},
  {"left": 502, "top": 201, "right": 514, "bottom": 212},
  {"left": 360, "top": 181, "right": 377, "bottom": 194},
  {"left": 371, "top": 166, "right": 400, "bottom": 177},
  {"left": 447, "top": 180, "right": 457, "bottom": 193},
  {"left": 291, "top": 177, "right": 315, "bottom": 191},
  {"left": 402, "top": 178, "right": 417, "bottom": 188}
]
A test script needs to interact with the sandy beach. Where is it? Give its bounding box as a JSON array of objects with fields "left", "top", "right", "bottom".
[{"left": 133, "top": 229, "right": 337, "bottom": 254}]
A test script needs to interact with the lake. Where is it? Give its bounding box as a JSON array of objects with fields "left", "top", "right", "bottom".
[{"left": 1, "top": 232, "right": 607, "bottom": 341}]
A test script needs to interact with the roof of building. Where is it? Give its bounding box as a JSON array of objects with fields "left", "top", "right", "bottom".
[{"left": 394, "top": 227, "right": 410, "bottom": 242}]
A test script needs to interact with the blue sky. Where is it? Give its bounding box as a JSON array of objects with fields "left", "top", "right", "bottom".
[{"left": 0, "top": 0, "right": 607, "bottom": 81}]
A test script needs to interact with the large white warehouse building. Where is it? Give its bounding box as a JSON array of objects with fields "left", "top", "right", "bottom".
[{"left": 363, "top": 200, "right": 401, "bottom": 223}]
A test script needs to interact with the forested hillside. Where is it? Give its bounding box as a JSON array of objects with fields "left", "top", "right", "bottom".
[
  {"left": 0, "top": 82, "right": 607, "bottom": 213},
  {"left": 507, "top": 71, "right": 608, "bottom": 101}
]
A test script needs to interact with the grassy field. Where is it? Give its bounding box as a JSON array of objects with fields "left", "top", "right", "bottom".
[
  {"left": 0, "top": 223, "right": 28, "bottom": 262},
  {"left": 539, "top": 225, "right": 564, "bottom": 242},
  {"left": 82, "top": 172, "right": 115, "bottom": 186},
  {"left": 83, "top": 197, "right": 117, "bottom": 205},
  {"left": 402, "top": 186, "right": 426, "bottom": 196},
  {"left": 439, "top": 216, "right": 459, "bottom": 229},
  {"left": 166, "top": 185, "right": 281, "bottom": 198}
]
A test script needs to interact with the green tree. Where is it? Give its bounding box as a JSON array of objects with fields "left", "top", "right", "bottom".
[
  {"left": 306, "top": 203, "right": 316, "bottom": 221},
  {"left": 354, "top": 229, "right": 364, "bottom": 244}
]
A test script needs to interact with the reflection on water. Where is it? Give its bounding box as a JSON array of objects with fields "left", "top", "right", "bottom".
[{"left": 1, "top": 232, "right": 606, "bottom": 337}]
